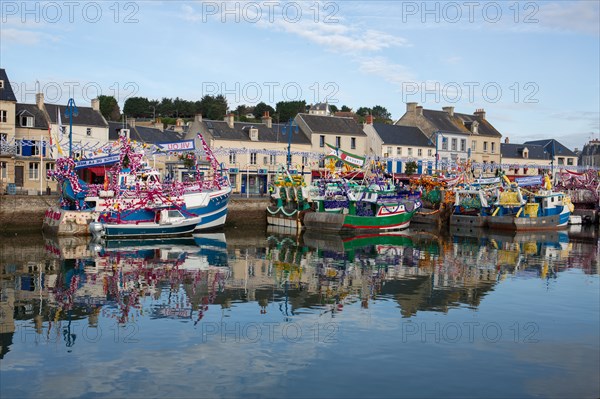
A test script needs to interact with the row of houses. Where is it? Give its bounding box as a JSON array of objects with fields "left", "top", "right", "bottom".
[{"left": 0, "top": 68, "right": 581, "bottom": 195}]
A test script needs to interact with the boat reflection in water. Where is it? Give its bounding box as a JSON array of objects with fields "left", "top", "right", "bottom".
[{"left": 0, "top": 226, "right": 597, "bottom": 398}]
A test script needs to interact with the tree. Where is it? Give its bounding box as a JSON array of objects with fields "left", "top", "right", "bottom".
[
  {"left": 372, "top": 105, "right": 392, "bottom": 121},
  {"left": 97, "top": 95, "right": 121, "bottom": 121},
  {"left": 253, "top": 102, "right": 275, "bottom": 119},
  {"left": 341, "top": 105, "right": 352, "bottom": 112},
  {"left": 405, "top": 161, "right": 418, "bottom": 175},
  {"left": 123, "top": 97, "right": 150, "bottom": 118},
  {"left": 199, "top": 94, "right": 228, "bottom": 120},
  {"left": 329, "top": 104, "right": 339, "bottom": 114},
  {"left": 356, "top": 107, "right": 372, "bottom": 117},
  {"left": 275, "top": 100, "right": 306, "bottom": 122}
]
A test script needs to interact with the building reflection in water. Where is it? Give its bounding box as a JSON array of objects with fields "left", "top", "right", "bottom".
[{"left": 0, "top": 226, "right": 597, "bottom": 358}]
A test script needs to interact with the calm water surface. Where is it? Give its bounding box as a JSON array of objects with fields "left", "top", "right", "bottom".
[{"left": 1, "top": 225, "right": 599, "bottom": 398}]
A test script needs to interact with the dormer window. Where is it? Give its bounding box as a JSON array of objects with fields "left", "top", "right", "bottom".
[
  {"left": 0, "top": 80, "right": 4, "bottom": 89},
  {"left": 249, "top": 127, "right": 258, "bottom": 141},
  {"left": 20, "top": 115, "right": 34, "bottom": 127}
]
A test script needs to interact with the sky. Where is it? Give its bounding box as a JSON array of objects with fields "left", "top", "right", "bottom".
[{"left": 1, "top": 0, "right": 599, "bottom": 150}]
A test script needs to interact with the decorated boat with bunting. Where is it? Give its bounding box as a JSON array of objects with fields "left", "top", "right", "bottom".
[
  {"left": 487, "top": 175, "right": 573, "bottom": 231},
  {"left": 266, "top": 165, "right": 311, "bottom": 229},
  {"left": 303, "top": 145, "right": 421, "bottom": 233},
  {"left": 43, "top": 131, "right": 231, "bottom": 236}
]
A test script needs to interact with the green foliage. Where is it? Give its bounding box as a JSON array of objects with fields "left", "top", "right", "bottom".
[
  {"left": 329, "top": 104, "right": 339, "bottom": 113},
  {"left": 253, "top": 102, "right": 275, "bottom": 119},
  {"left": 341, "top": 105, "right": 352, "bottom": 112},
  {"left": 276, "top": 100, "right": 306, "bottom": 122},
  {"left": 405, "top": 161, "right": 418, "bottom": 175},
  {"left": 200, "top": 94, "right": 228, "bottom": 120},
  {"left": 98, "top": 95, "right": 121, "bottom": 121},
  {"left": 123, "top": 97, "right": 151, "bottom": 118}
]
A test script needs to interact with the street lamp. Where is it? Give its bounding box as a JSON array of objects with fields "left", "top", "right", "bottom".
[
  {"left": 64, "top": 98, "right": 78, "bottom": 158},
  {"left": 281, "top": 118, "right": 299, "bottom": 169}
]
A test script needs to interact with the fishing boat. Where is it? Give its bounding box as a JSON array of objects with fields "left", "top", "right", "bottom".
[
  {"left": 89, "top": 208, "right": 202, "bottom": 238},
  {"left": 266, "top": 166, "right": 311, "bottom": 229},
  {"left": 488, "top": 177, "right": 572, "bottom": 231},
  {"left": 303, "top": 145, "right": 421, "bottom": 233},
  {"left": 450, "top": 187, "right": 497, "bottom": 228},
  {"left": 43, "top": 132, "right": 230, "bottom": 235}
]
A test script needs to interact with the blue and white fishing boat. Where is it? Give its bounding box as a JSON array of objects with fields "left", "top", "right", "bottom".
[
  {"left": 89, "top": 208, "right": 202, "bottom": 238},
  {"left": 43, "top": 132, "right": 231, "bottom": 235},
  {"left": 488, "top": 177, "right": 573, "bottom": 231}
]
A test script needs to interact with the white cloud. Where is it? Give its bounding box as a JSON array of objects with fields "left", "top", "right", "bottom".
[
  {"left": 358, "top": 57, "right": 416, "bottom": 87},
  {"left": 539, "top": 1, "right": 600, "bottom": 35}
]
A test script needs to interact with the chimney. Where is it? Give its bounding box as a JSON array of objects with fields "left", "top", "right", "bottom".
[
  {"left": 365, "top": 114, "right": 374, "bottom": 125},
  {"left": 224, "top": 113, "right": 234, "bottom": 128},
  {"left": 36, "top": 93, "right": 44, "bottom": 110},
  {"left": 505, "top": 137, "right": 509, "bottom": 144},
  {"left": 416, "top": 105, "right": 423, "bottom": 116},
  {"left": 91, "top": 98, "right": 100, "bottom": 112},
  {"left": 474, "top": 108, "right": 486, "bottom": 120},
  {"left": 126, "top": 117, "right": 136, "bottom": 128},
  {"left": 406, "top": 102, "right": 418, "bottom": 113},
  {"left": 442, "top": 106, "right": 454, "bottom": 117},
  {"left": 194, "top": 113, "right": 203, "bottom": 123},
  {"left": 261, "top": 111, "right": 272, "bottom": 128}
]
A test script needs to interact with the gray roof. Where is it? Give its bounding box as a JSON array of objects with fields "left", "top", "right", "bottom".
[
  {"left": 372, "top": 123, "right": 434, "bottom": 147},
  {"left": 580, "top": 140, "right": 600, "bottom": 156},
  {"left": 310, "top": 103, "right": 329, "bottom": 111},
  {"left": 0, "top": 69, "right": 17, "bottom": 102},
  {"left": 524, "top": 139, "right": 576, "bottom": 157},
  {"left": 46, "top": 103, "right": 107, "bottom": 127},
  {"left": 203, "top": 120, "right": 312, "bottom": 144},
  {"left": 296, "top": 113, "right": 366, "bottom": 136},
  {"left": 15, "top": 103, "right": 48, "bottom": 129},
  {"left": 501, "top": 143, "right": 550, "bottom": 160},
  {"left": 420, "top": 109, "right": 502, "bottom": 138},
  {"left": 108, "top": 121, "right": 183, "bottom": 143}
]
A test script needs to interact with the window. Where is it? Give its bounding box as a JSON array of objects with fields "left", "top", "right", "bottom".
[
  {"left": 0, "top": 110, "right": 7, "bottom": 123},
  {"left": 558, "top": 157, "right": 564, "bottom": 165},
  {"left": 351, "top": 137, "right": 356, "bottom": 149},
  {"left": 1, "top": 161, "right": 6, "bottom": 179},
  {"left": 418, "top": 149, "right": 422, "bottom": 157},
  {"left": 28, "top": 162, "right": 39, "bottom": 180},
  {"left": 31, "top": 140, "right": 40, "bottom": 156},
  {"left": 319, "top": 135, "right": 325, "bottom": 147},
  {"left": 335, "top": 136, "right": 341, "bottom": 147},
  {"left": 0, "top": 80, "right": 4, "bottom": 89},
  {"left": 491, "top": 142, "right": 496, "bottom": 153},
  {"left": 567, "top": 158, "right": 574, "bottom": 166},
  {"left": 302, "top": 156, "right": 307, "bottom": 165},
  {"left": 250, "top": 152, "right": 257, "bottom": 165},
  {"left": 471, "top": 140, "right": 477, "bottom": 151},
  {"left": 441, "top": 137, "right": 448, "bottom": 150},
  {"left": 20, "top": 115, "right": 34, "bottom": 127},
  {"left": 16, "top": 139, "right": 21, "bottom": 155},
  {"left": 427, "top": 149, "right": 432, "bottom": 157},
  {"left": 263, "top": 156, "right": 268, "bottom": 165},
  {"left": 396, "top": 147, "right": 402, "bottom": 156},
  {"left": 451, "top": 138, "right": 457, "bottom": 151},
  {"left": 407, "top": 148, "right": 413, "bottom": 156},
  {"left": 386, "top": 146, "right": 392, "bottom": 157},
  {"left": 229, "top": 152, "right": 236, "bottom": 164},
  {"left": 45, "top": 162, "right": 55, "bottom": 180},
  {"left": 483, "top": 141, "right": 488, "bottom": 152},
  {"left": 318, "top": 159, "right": 325, "bottom": 168},
  {"left": 86, "top": 128, "right": 92, "bottom": 136},
  {"left": 269, "top": 154, "right": 276, "bottom": 165},
  {"left": 460, "top": 139, "right": 466, "bottom": 152}
]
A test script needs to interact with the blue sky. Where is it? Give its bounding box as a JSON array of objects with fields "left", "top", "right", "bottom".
[{"left": 1, "top": 1, "right": 598, "bottom": 150}]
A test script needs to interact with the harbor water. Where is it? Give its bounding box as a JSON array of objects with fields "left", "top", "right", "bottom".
[{"left": 1, "top": 225, "right": 599, "bottom": 398}]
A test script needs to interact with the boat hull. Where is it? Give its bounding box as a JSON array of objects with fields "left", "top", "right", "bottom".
[
  {"left": 184, "top": 187, "right": 231, "bottom": 231},
  {"left": 450, "top": 214, "right": 488, "bottom": 228},
  {"left": 266, "top": 206, "right": 302, "bottom": 229},
  {"left": 304, "top": 210, "right": 415, "bottom": 233},
  {"left": 487, "top": 214, "right": 568, "bottom": 231},
  {"left": 90, "top": 216, "right": 202, "bottom": 238}
]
